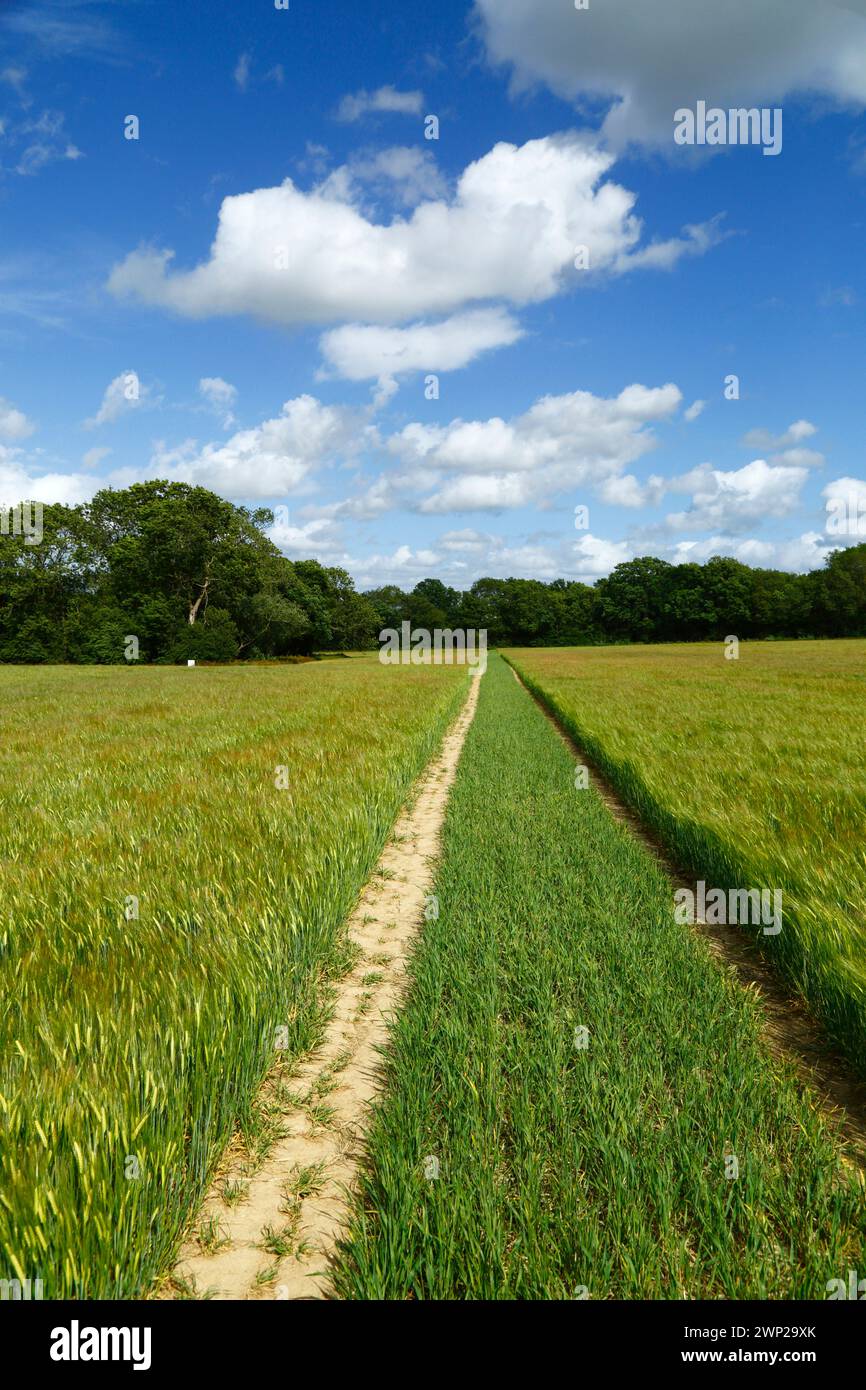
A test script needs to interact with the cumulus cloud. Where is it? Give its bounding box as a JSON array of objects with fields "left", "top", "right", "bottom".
[
  {"left": 198, "top": 376, "right": 238, "bottom": 429},
  {"left": 107, "top": 134, "right": 720, "bottom": 328},
  {"left": 386, "top": 382, "right": 682, "bottom": 513},
  {"left": 350, "top": 530, "right": 572, "bottom": 589},
  {"left": 404, "top": 527, "right": 634, "bottom": 585},
  {"left": 266, "top": 514, "right": 350, "bottom": 563},
  {"left": 319, "top": 307, "right": 524, "bottom": 384},
  {"left": 772, "top": 446, "right": 825, "bottom": 469},
  {"left": 665, "top": 458, "right": 808, "bottom": 533},
  {"left": 336, "top": 85, "right": 424, "bottom": 122},
  {"left": 572, "top": 532, "right": 632, "bottom": 576},
  {"left": 474, "top": 0, "right": 866, "bottom": 149},
  {"left": 0, "top": 445, "right": 94, "bottom": 507},
  {"left": 684, "top": 399, "right": 706, "bottom": 422},
  {"left": 85, "top": 371, "right": 150, "bottom": 428},
  {"left": 740, "top": 420, "right": 825, "bottom": 468},
  {"left": 823, "top": 475, "right": 866, "bottom": 507},
  {"left": 598, "top": 472, "right": 666, "bottom": 508},
  {"left": 309, "top": 473, "right": 401, "bottom": 522},
  {"left": 0, "top": 396, "right": 36, "bottom": 440},
  {"left": 280, "top": 515, "right": 840, "bottom": 591},
  {"left": 125, "top": 394, "right": 365, "bottom": 501},
  {"left": 822, "top": 475, "right": 866, "bottom": 537},
  {"left": 670, "top": 532, "right": 833, "bottom": 572},
  {"left": 325, "top": 146, "right": 449, "bottom": 208},
  {"left": 741, "top": 419, "right": 817, "bottom": 450}
]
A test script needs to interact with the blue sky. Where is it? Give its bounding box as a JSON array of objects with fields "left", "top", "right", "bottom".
[{"left": 1, "top": 0, "right": 865, "bottom": 589}]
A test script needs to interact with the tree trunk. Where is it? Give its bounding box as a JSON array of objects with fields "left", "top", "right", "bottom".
[{"left": 188, "top": 575, "right": 210, "bottom": 625}]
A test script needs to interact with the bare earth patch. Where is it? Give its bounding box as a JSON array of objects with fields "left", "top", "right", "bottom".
[{"left": 170, "top": 671, "right": 481, "bottom": 1300}]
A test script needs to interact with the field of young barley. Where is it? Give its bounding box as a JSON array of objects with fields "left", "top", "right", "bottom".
[
  {"left": 503, "top": 640, "right": 866, "bottom": 1075},
  {"left": 0, "top": 658, "right": 467, "bottom": 1298},
  {"left": 336, "top": 654, "right": 865, "bottom": 1299}
]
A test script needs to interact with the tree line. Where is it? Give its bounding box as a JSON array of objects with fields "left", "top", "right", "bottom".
[{"left": 1, "top": 482, "right": 864, "bottom": 662}]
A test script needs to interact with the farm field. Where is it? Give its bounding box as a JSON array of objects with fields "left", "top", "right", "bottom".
[
  {"left": 0, "top": 658, "right": 468, "bottom": 1299},
  {"left": 503, "top": 641, "right": 866, "bottom": 1078},
  {"left": 336, "top": 654, "right": 866, "bottom": 1299}
]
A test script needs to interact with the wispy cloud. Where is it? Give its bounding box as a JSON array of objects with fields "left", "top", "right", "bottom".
[
  {"left": 819, "top": 285, "right": 857, "bottom": 307},
  {"left": 233, "top": 54, "right": 287, "bottom": 93},
  {"left": 0, "top": 107, "right": 84, "bottom": 176},
  {"left": 0, "top": 0, "right": 126, "bottom": 62},
  {"left": 233, "top": 51, "right": 251, "bottom": 92},
  {"left": 336, "top": 85, "right": 424, "bottom": 122}
]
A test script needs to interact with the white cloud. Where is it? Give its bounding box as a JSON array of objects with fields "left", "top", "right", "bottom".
[
  {"left": 198, "top": 376, "right": 238, "bottom": 429},
  {"left": 572, "top": 532, "right": 632, "bottom": 576},
  {"left": 82, "top": 446, "right": 111, "bottom": 469},
  {"left": 232, "top": 53, "right": 285, "bottom": 94},
  {"left": 437, "top": 528, "right": 492, "bottom": 554},
  {"left": 823, "top": 475, "right": 866, "bottom": 507},
  {"left": 309, "top": 473, "right": 401, "bottom": 522},
  {"left": 15, "top": 144, "right": 55, "bottom": 175},
  {"left": 85, "top": 371, "right": 150, "bottom": 428},
  {"left": 822, "top": 475, "right": 866, "bottom": 536},
  {"left": 15, "top": 139, "right": 82, "bottom": 175},
  {"left": 772, "top": 447, "right": 825, "bottom": 469},
  {"left": 474, "top": 0, "right": 866, "bottom": 149},
  {"left": 742, "top": 419, "right": 817, "bottom": 450},
  {"left": 5, "top": 108, "right": 84, "bottom": 175},
  {"left": 598, "top": 472, "right": 666, "bottom": 508},
  {"left": 108, "top": 134, "right": 720, "bottom": 328},
  {"left": 0, "top": 446, "right": 94, "bottom": 507},
  {"left": 684, "top": 399, "right": 706, "bottom": 422},
  {"left": 319, "top": 307, "right": 524, "bottom": 383},
  {"left": 233, "top": 52, "right": 251, "bottom": 92},
  {"left": 267, "top": 514, "right": 349, "bottom": 562},
  {"left": 336, "top": 86, "right": 424, "bottom": 122},
  {"left": 0, "top": 66, "right": 27, "bottom": 93},
  {"left": 670, "top": 532, "right": 832, "bottom": 572},
  {"left": 128, "top": 394, "right": 365, "bottom": 501},
  {"left": 0, "top": 396, "right": 35, "bottom": 440},
  {"left": 617, "top": 215, "right": 728, "bottom": 271},
  {"left": 351, "top": 532, "right": 571, "bottom": 589},
  {"left": 417, "top": 472, "right": 530, "bottom": 514},
  {"left": 387, "top": 381, "right": 682, "bottom": 513},
  {"left": 665, "top": 457, "right": 808, "bottom": 533},
  {"left": 740, "top": 421, "right": 824, "bottom": 468},
  {"left": 326, "top": 145, "right": 449, "bottom": 208}
]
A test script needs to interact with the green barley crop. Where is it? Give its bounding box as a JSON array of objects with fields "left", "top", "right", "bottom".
[
  {"left": 0, "top": 658, "right": 467, "bottom": 1298},
  {"left": 335, "top": 653, "right": 865, "bottom": 1299},
  {"left": 504, "top": 640, "right": 866, "bottom": 1075}
]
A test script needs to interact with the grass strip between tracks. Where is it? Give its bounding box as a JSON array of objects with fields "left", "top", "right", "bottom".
[{"left": 335, "top": 653, "right": 864, "bottom": 1299}]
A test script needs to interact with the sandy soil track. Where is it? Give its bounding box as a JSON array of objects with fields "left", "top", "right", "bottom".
[{"left": 171, "top": 671, "right": 481, "bottom": 1300}]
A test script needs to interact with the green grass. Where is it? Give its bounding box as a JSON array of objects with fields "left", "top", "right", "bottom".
[
  {"left": 0, "top": 657, "right": 467, "bottom": 1298},
  {"left": 503, "top": 641, "right": 866, "bottom": 1076},
  {"left": 334, "top": 655, "right": 865, "bottom": 1299}
]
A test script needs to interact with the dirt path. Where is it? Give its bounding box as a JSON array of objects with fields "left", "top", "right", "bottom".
[
  {"left": 171, "top": 671, "right": 482, "bottom": 1300},
  {"left": 507, "top": 661, "right": 866, "bottom": 1166}
]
